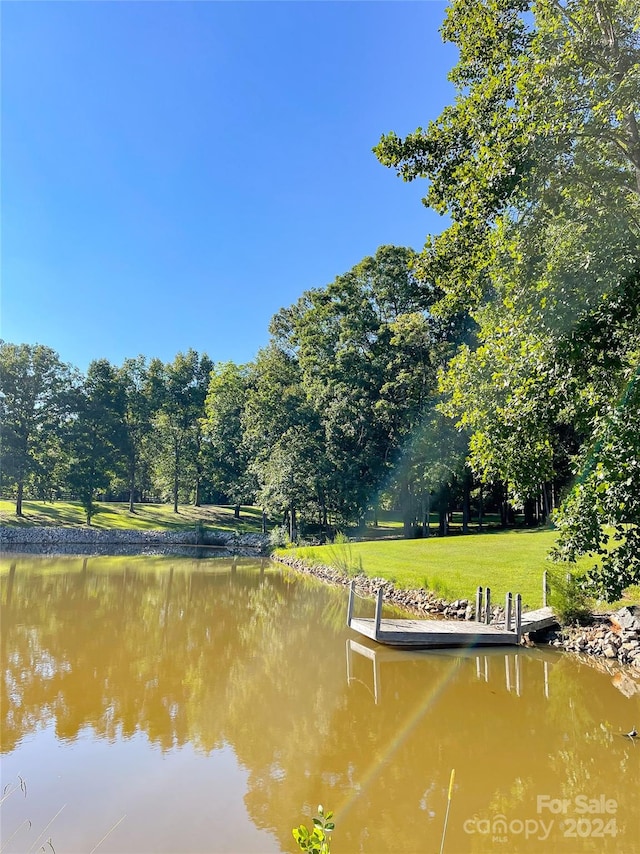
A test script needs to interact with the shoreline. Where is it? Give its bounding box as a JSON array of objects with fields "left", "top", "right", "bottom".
[
  {"left": 0, "top": 525, "right": 270, "bottom": 554},
  {"left": 3, "top": 537, "right": 639, "bottom": 683},
  {"left": 272, "top": 553, "right": 640, "bottom": 680}
]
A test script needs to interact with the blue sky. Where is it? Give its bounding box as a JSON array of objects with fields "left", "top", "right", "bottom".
[{"left": 2, "top": 1, "right": 455, "bottom": 372}]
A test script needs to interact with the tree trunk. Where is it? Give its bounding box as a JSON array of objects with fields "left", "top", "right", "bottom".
[
  {"left": 439, "top": 484, "right": 450, "bottom": 536},
  {"left": 400, "top": 476, "right": 413, "bottom": 538},
  {"left": 289, "top": 504, "right": 297, "bottom": 542},
  {"left": 173, "top": 439, "right": 180, "bottom": 513},
  {"left": 423, "top": 492, "right": 431, "bottom": 538},
  {"left": 128, "top": 466, "right": 136, "bottom": 513},
  {"left": 234, "top": 504, "right": 240, "bottom": 518},
  {"left": 478, "top": 483, "right": 484, "bottom": 531},
  {"left": 542, "top": 482, "right": 550, "bottom": 523},
  {"left": 194, "top": 477, "right": 201, "bottom": 507},
  {"left": 261, "top": 509, "right": 267, "bottom": 534},
  {"left": 500, "top": 483, "right": 508, "bottom": 527},
  {"left": 462, "top": 472, "right": 471, "bottom": 534},
  {"left": 15, "top": 481, "right": 24, "bottom": 517},
  {"left": 524, "top": 498, "right": 536, "bottom": 527}
]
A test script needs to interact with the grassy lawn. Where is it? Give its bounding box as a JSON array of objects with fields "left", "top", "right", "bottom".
[
  {"left": 283, "top": 528, "right": 633, "bottom": 610},
  {"left": 3, "top": 503, "right": 638, "bottom": 609},
  {"left": 0, "top": 500, "right": 267, "bottom": 533}
]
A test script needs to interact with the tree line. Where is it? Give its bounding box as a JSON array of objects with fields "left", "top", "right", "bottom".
[
  {"left": 0, "top": 244, "right": 473, "bottom": 533},
  {"left": 2, "top": 0, "right": 639, "bottom": 598}
]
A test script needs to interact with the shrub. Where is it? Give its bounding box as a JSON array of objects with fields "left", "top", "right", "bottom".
[
  {"left": 548, "top": 568, "right": 592, "bottom": 625},
  {"left": 269, "top": 525, "right": 291, "bottom": 549},
  {"left": 292, "top": 805, "right": 334, "bottom": 854},
  {"left": 328, "top": 533, "right": 364, "bottom": 576}
]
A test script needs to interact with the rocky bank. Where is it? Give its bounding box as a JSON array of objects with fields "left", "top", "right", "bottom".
[{"left": 272, "top": 554, "right": 640, "bottom": 674}]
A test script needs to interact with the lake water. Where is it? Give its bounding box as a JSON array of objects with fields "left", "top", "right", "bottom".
[{"left": 1, "top": 555, "right": 639, "bottom": 853}]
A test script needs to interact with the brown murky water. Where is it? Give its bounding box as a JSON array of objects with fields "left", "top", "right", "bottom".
[{"left": 1, "top": 555, "right": 638, "bottom": 853}]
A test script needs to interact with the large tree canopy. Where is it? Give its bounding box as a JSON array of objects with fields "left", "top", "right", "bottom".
[
  {"left": 375, "top": 0, "right": 640, "bottom": 596},
  {"left": 0, "top": 342, "right": 76, "bottom": 514}
]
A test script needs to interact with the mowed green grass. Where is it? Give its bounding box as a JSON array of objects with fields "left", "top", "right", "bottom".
[
  {"left": 286, "top": 528, "right": 601, "bottom": 609},
  {"left": 0, "top": 500, "right": 266, "bottom": 532}
]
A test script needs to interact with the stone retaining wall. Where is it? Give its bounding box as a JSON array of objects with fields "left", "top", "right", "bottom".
[{"left": 0, "top": 526, "right": 269, "bottom": 553}]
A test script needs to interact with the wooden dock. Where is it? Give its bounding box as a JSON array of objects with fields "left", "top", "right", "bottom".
[{"left": 347, "top": 582, "right": 557, "bottom": 649}]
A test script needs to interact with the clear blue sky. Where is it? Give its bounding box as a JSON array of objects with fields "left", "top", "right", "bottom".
[{"left": 2, "top": 1, "right": 455, "bottom": 372}]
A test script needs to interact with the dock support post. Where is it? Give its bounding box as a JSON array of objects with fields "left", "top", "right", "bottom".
[
  {"left": 543, "top": 660, "right": 549, "bottom": 699},
  {"left": 374, "top": 587, "right": 384, "bottom": 640},
  {"left": 515, "top": 593, "right": 522, "bottom": 643},
  {"left": 505, "top": 592, "right": 512, "bottom": 632},
  {"left": 475, "top": 586, "right": 483, "bottom": 622},
  {"left": 542, "top": 570, "right": 548, "bottom": 608},
  {"left": 347, "top": 580, "right": 355, "bottom": 627},
  {"left": 485, "top": 587, "right": 491, "bottom": 624}
]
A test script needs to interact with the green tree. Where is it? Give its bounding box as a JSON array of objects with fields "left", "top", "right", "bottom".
[
  {"left": 65, "top": 359, "right": 126, "bottom": 524},
  {"left": 0, "top": 341, "right": 76, "bottom": 514},
  {"left": 149, "top": 350, "right": 213, "bottom": 512},
  {"left": 553, "top": 362, "right": 640, "bottom": 599},
  {"left": 118, "top": 356, "right": 153, "bottom": 512},
  {"left": 271, "top": 245, "right": 451, "bottom": 533},
  {"left": 375, "top": 0, "right": 640, "bottom": 582},
  {"left": 203, "top": 362, "right": 255, "bottom": 516},
  {"left": 243, "top": 345, "right": 323, "bottom": 538}
]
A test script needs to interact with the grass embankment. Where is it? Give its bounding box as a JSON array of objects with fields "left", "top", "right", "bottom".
[
  {"left": 0, "top": 500, "right": 266, "bottom": 533},
  {"left": 283, "top": 528, "right": 640, "bottom": 610}
]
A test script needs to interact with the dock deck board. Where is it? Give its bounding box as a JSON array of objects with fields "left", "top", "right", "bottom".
[
  {"left": 514, "top": 606, "right": 557, "bottom": 634},
  {"left": 350, "top": 616, "right": 517, "bottom": 647}
]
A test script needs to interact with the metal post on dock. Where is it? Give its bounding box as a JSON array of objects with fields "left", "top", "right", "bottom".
[
  {"left": 485, "top": 587, "right": 491, "bottom": 624},
  {"left": 542, "top": 570, "right": 548, "bottom": 608},
  {"left": 374, "top": 587, "right": 384, "bottom": 640},
  {"left": 505, "top": 592, "right": 513, "bottom": 632},
  {"left": 475, "top": 586, "right": 483, "bottom": 623},
  {"left": 347, "top": 580, "right": 355, "bottom": 627},
  {"left": 515, "top": 593, "right": 522, "bottom": 643}
]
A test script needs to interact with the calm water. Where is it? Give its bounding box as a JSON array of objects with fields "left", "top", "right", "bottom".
[{"left": 1, "top": 555, "right": 638, "bottom": 853}]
